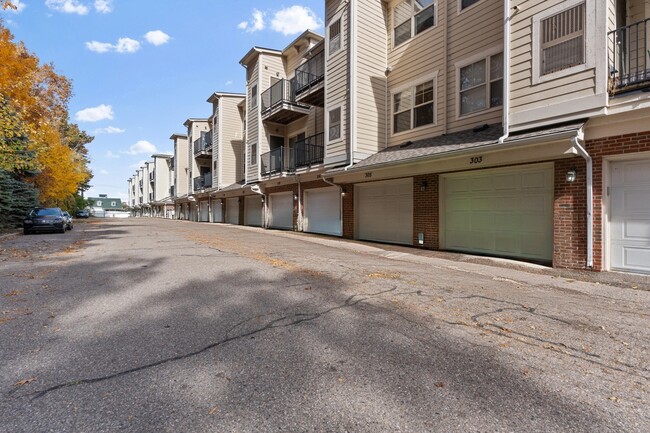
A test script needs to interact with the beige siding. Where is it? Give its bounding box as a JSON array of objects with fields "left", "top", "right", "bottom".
[
  {"left": 174, "top": 137, "right": 189, "bottom": 197},
  {"left": 325, "top": 0, "right": 350, "bottom": 160},
  {"left": 355, "top": 0, "right": 388, "bottom": 156},
  {"left": 446, "top": 0, "right": 504, "bottom": 133},
  {"left": 219, "top": 96, "right": 245, "bottom": 187},
  {"left": 246, "top": 59, "right": 260, "bottom": 181}
]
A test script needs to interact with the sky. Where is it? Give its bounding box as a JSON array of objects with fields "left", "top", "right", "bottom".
[{"left": 1, "top": 0, "right": 326, "bottom": 201}]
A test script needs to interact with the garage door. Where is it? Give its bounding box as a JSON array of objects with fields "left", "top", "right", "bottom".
[
  {"left": 212, "top": 199, "right": 223, "bottom": 223},
  {"left": 226, "top": 197, "right": 239, "bottom": 225},
  {"left": 356, "top": 178, "right": 413, "bottom": 245},
  {"left": 610, "top": 159, "right": 650, "bottom": 274},
  {"left": 269, "top": 192, "right": 293, "bottom": 229},
  {"left": 245, "top": 196, "right": 263, "bottom": 227},
  {"left": 199, "top": 201, "right": 209, "bottom": 222},
  {"left": 304, "top": 187, "right": 341, "bottom": 236},
  {"left": 442, "top": 164, "right": 553, "bottom": 261}
]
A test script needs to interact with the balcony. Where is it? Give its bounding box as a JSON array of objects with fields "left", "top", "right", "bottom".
[
  {"left": 193, "top": 172, "right": 212, "bottom": 191},
  {"left": 609, "top": 18, "right": 650, "bottom": 93},
  {"left": 170, "top": 185, "right": 175, "bottom": 197},
  {"left": 294, "top": 133, "right": 324, "bottom": 169},
  {"left": 138, "top": 179, "right": 143, "bottom": 188},
  {"left": 261, "top": 79, "right": 310, "bottom": 124},
  {"left": 149, "top": 171, "right": 155, "bottom": 182},
  {"left": 261, "top": 147, "right": 285, "bottom": 176},
  {"left": 294, "top": 51, "right": 325, "bottom": 106},
  {"left": 193, "top": 131, "right": 213, "bottom": 159}
]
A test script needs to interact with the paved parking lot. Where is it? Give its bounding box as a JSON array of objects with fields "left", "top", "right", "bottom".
[{"left": 1, "top": 218, "right": 649, "bottom": 432}]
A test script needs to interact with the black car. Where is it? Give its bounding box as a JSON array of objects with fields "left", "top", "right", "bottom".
[
  {"left": 23, "top": 207, "right": 66, "bottom": 235},
  {"left": 75, "top": 210, "right": 89, "bottom": 218}
]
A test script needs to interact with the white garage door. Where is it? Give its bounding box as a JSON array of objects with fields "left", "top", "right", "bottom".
[
  {"left": 226, "top": 197, "right": 239, "bottom": 225},
  {"left": 245, "top": 196, "right": 263, "bottom": 227},
  {"left": 199, "top": 201, "right": 209, "bottom": 222},
  {"left": 212, "top": 199, "right": 223, "bottom": 223},
  {"left": 442, "top": 164, "right": 553, "bottom": 261},
  {"left": 269, "top": 192, "right": 294, "bottom": 229},
  {"left": 356, "top": 178, "right": 413, "bottom": 245},
  {"left": 610, "top": 159, "right": 650, "bottom": 274},
  {"left": 304, "top": 187, "right": 341, "bottom": 236}
]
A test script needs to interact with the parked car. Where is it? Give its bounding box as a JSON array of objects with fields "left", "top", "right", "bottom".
[
  {"left": 62, "top": 211, "right": 73, "bottom": 230},
  {"left": 75, "top": 210, "right": 89, "bottom": 218},
  {"left": 23, "top": 207, "right": 66, "bottom": 235}
]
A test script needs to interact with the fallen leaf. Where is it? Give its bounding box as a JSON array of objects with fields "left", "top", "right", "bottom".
[
  {"left": 208, "top": 406, "right": 219, "bottom": 415},
  {"left": 14, "top": 377, "right": 37, "bottom": 386},
  {"left": 434, "top": 382, "right": 445, "bottom": 388}
]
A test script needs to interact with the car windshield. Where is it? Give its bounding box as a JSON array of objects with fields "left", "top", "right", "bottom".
[{"left": 31, "top": 208, "right": 60, "bottom": 216}]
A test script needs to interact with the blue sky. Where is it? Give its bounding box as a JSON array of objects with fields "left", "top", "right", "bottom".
[{"left": 1, "top": 0, "right": 325, "bottom": 200}]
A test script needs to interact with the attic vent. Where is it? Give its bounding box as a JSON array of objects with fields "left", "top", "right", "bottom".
[{"left": 473, "top": 124, "right": 489, "bottom": 133}]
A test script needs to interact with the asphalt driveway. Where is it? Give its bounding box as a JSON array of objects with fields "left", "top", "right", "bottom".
[{"left": 1, "top": 218, "right": 648, "bottom": 432}]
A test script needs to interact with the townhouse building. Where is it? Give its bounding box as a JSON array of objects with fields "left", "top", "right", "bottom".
[
  {"left": 149, "top": 153, "right": 175, "bottom": 218},
  {"left": 136, "top": 0, "right": 650, "bottom": 274},
  {"left": 170, "top": 133, "right": 190, "bottom": 219}
]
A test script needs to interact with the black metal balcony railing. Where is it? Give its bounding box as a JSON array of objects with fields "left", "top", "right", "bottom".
[
  {"left": 193, "top": 131, "right": 213, "bottom": 156},
  {"left": 261, "top": 147, "right": 285, "bottom": 176},
  {"left": 170, "top": 185, "right": 175, "bottom": 197},
  {"left": 294, "top": 51, "right": 325, "bottom": 95},
  {"left": 262, "top": 79, "right": 291, "bottom": 113},
  {"left": 193, "top": 172, "right": 212, "bottom": 191},
  {"left": 609, "top": 18, "right": 650, "bottom": 92},
  {"left": 294, "top": 133, "right": 324, "bottom": 169}
]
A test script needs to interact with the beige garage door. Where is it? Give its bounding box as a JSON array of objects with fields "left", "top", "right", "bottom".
[
  {"left": 226, "top": 197, "right": 239, "bottom": 225},
  {"left": 245, "top": 196, "right": 263, "bottom": 227},
  {"left": 442, "top": 164, "right": 554, "bottom": 261},
  {"left": 269, "top": 192, "right": 294, "bottom": 229},
  {"left": 304, "top": 187, "right": 341, "bottom": 236},
  {"left": 356, "top": 178, "right": 413, "bottom": 245}
]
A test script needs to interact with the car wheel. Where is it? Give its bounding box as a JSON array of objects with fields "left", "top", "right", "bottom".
[
  {"left": 59, "top": 227, "right": 66, "bottom": 234},
  {"left": 23, "top": 229, "right": 30, "bottom": 235}
]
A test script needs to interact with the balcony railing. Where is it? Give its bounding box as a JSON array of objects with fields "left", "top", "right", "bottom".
[
  {"left": 149, "top": 193, "right": 154, "bottom": 201},
  {"left": 193, "top": 172, "right": 212, "bottom": 190},
  {"left": 170, "top": 185, "right": 175, "bottom": 197},
  {"left": 294, "top": 133, "right": 324, "bottom": 169},
  {"left": 149, "top": 171, "right": 155, "bottom": 182},
  {"left": 193, "top": 131, "right": 213, "bottom": 156},
  {"left": 261, "top": 147, "right": 285, "bottom": 176},
  {"left": 138, "top": 180, "right": 143, "bottom": 188},
  {"left": 294, "top": 51, "right": 325, "bottom": 96},
  {"left": 260, "top": 79, "right": 310, "bottom": 123},
  {"left": 609, "top": 18, "right": 650, "bottom": 92}
]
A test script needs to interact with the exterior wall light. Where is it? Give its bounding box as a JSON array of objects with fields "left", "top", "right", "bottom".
[
  {"left": 420, "top": 180, "right": 428, "bottom": 191},
  {"left": 566, "top": 168, "right": 577, "bottom": 183}
]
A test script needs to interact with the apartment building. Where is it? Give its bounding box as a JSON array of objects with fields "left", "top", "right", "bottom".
[
  {"left": 148, "top": 154, "right": 174, "bottom": 218},
  {"left": 170, "top": 133, "right": 190, "bottom": 220}
]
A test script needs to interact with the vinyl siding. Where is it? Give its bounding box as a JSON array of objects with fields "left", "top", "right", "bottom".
[
  {"left": 246, "top": 60, "right": 260, "bottom": 181},
  {"left": 174, "top": 137, "right": 189, "bottom": 197},
  {"left": 355, "top": 0, "right": 388, "bottom": 156},
  {"left": 446, "top": 0, "right": 503, "bottom": 133},
  {"left": 220, "top": 96, "right": 245, "bottom": 187},
  {"left": 325, "top": 0, "right": 350, "bottom": 160}
]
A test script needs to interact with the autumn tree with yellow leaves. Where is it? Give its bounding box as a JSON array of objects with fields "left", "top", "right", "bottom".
[{"left": 0, "top": 8, "right": 93, "bottom": 225}]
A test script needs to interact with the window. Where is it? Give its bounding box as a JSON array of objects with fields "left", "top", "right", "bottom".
[
  {"left": 540, "top": 3, "right": 585, "bottom": 75},
  {"left": 250, "top": 84, "right": 257, "bottom": 108},
  {"left": 96, "top": 201, "right": 102, "bottom": 206},
  {"left": 329, "top": 107, "right": 341, "bottom": 141},
  {"left": 329, "top": 19, "right": 341, "bottom": 55},
  {"left": 250, "top": 143, "right": 257, "bottom": 166},
  {"left": 459, "top": 52, "right": 503, "bottom": 116},
  {"left": 393, "top": 78, "right": 435, "bottom": 134},
  {"left": 393, "top": 0, "right": 435, "bottom": 47},
  {"left": 460, "top": 0, "right": 480, "bottom": 10},
  {"left": 111, "top": 201, "right": 116, "bottom": 207}
]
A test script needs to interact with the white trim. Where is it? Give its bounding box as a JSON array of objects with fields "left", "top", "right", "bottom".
[
  {"left": 454, "top": 46, "right": 503, "bottom": 119},
  {"left": 326, "top": 9, "right": 345, "bottom": 61},
  {"left": 349, "top": 0, "right": 358, "bottom": 168},
  {"left": 390, "top": 72, "right": 439, "bottom": 137},
  {"left": 532, "top": 0, "right": 595, "bottom": 85},
  {"left": 391, "top": 0, "right": 438, "bottom": 50},
  {"left": 457, "top": 0, "right": 482, "bottom": 15},
  {"left": 327, "top": 104, "right": 344, "bottom": 144},
  {"left": 217, "top": 99, "right": 223, "bottom": 189}
]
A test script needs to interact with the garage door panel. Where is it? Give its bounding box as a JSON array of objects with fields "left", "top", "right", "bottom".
[
  {"left": 270, "top": 193, "right": 293, "bottom": 229},
  {"left": 245, "top": 196, "right": 263, "bottom": 227},
  {"left": 305, "top": 188, "right": 341, "bottom": 236},
  {"left": 446, "top": 178, "right": 471, "bottom": 193},
  {"left": 212, "top": 200, "right": 223, "bottom": 222},
  {"left": 443, "top": 164, "right": 553, "bottom": 261},
  {"left": 226, "top": 198, "right": 239, "bottom": 224},
  {"left": 357, "top": 179, "right": 413, "bottom": 245}
]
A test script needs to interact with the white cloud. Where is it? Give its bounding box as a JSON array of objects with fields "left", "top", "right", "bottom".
[
  {"left": 75, "top": 104, "right": 114, "bottom": 122},
  {"left": 86, "top": 37, "right": 140, "bottom": 54},
  {"left": 99, "top": 169, "right": 109, "bottom": 175},
  {"left": 144, "top": 30, "right": 170, "bottom": 46},
  {"left": 225, "top": 80, "right": 233, "bottom": 86},
  {"left": 94, "top": 126, "right": 125, "bottom": 134},
  {"left": 45, "top": 0, "right": 89, "bottom": 15},
  {"left": 115, "top": 37, "right": 140, "bottom": 53},
  {"left": 239, "top": 9, "right": 265, "bottom": 33},
  {"left": 2, "top": 0, "right": 26, "bottom": 13},
  {"left": 85, "top": 40, "right": 113, "bottom": 53},
  {"left": 271, "top": 6, "right": 322, "bottom": 35},
  {"left": 129, "top": 160, "right": 147, "bottom": 169},
  {"left": 123, "top": 140, "right": 157, "bottom": 156},
  {"left": 94, "top": 0, "right": 112, "bottom": 13},
  {"left": 105, "top": 150, "right": 120, "bottom": 159}
]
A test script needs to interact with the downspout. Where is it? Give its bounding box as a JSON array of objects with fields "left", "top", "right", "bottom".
[
  {"left": 294, "top": 174, "right": 303, "bottom": 231},
  {"left": 498, "top": 0, "right": 512, "bottom": 144},
  {"left": 249, "top": 185, "right": 266, "bottom": 228},
  {"left": 345, "top": 0, "right": 357, "bottom": 170},
  {"left": 572, "top": 128, "right": 593, "bottom": 268}
]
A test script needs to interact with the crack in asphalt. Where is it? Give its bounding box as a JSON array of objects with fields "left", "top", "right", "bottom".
[{"left": 19, "top": 287, "right": 396, "bottom": 401}]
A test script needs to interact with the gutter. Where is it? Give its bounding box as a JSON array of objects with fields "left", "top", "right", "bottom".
[
  {"left": 572, "top": 128, "right": 593, "bottom": 268},
  {"left": 498, "top": 0, "right": 512, "bottom": 144}
]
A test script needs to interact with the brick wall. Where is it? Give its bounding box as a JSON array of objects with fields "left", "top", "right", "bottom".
[
  {"left": 342, "top": 183, "right": 354, "bottom": 239},
  {"left": 553, "top": 159, "right": 587, "bottom": 269},
  {"left": 413, "top": 174, "right": 439, "bottom": 249}
]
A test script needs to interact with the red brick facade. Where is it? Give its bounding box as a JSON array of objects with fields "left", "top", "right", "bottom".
[
  {"left": 413, "top": 174, "right": 439, "bottom": 249},
  {"left": 341, "top": 183, "right": 354, "bottom": 239},
  {"left": 553, "top": 158, "right": 588, "bottom": 269}
]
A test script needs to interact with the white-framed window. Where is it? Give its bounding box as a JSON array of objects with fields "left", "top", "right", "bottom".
[
  {"left": 250, "top": 143, "right": 257, "bottom": 166},
  {"left": 458, "top": 51, "right": 503, "bottom": 117},
  {"left": 532, "top": 0, "right": 593, "bottom": 84},
  {"left": 459, "top": 0, "right": 481, "bottom": 12},
  {"left": 329, "top": 19, "right": 341, "bottom": 55},
  {"left": 392, "top": 75, "right": 437, "bottom": 134},
  {"left": 329, "top": 107, "right": 341, "bottom": 141},
  {"left": 393, "top": 0, "right": 435, "bottom": 47},
  {"left": 250, "top": 84, "right": 257, "bottom": 108},
  {"left": 111, "top": 201, "right": 117, "bottom": 207},
  {"left": 96, "top": 201, "right": 102, "bottom": 206}
]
